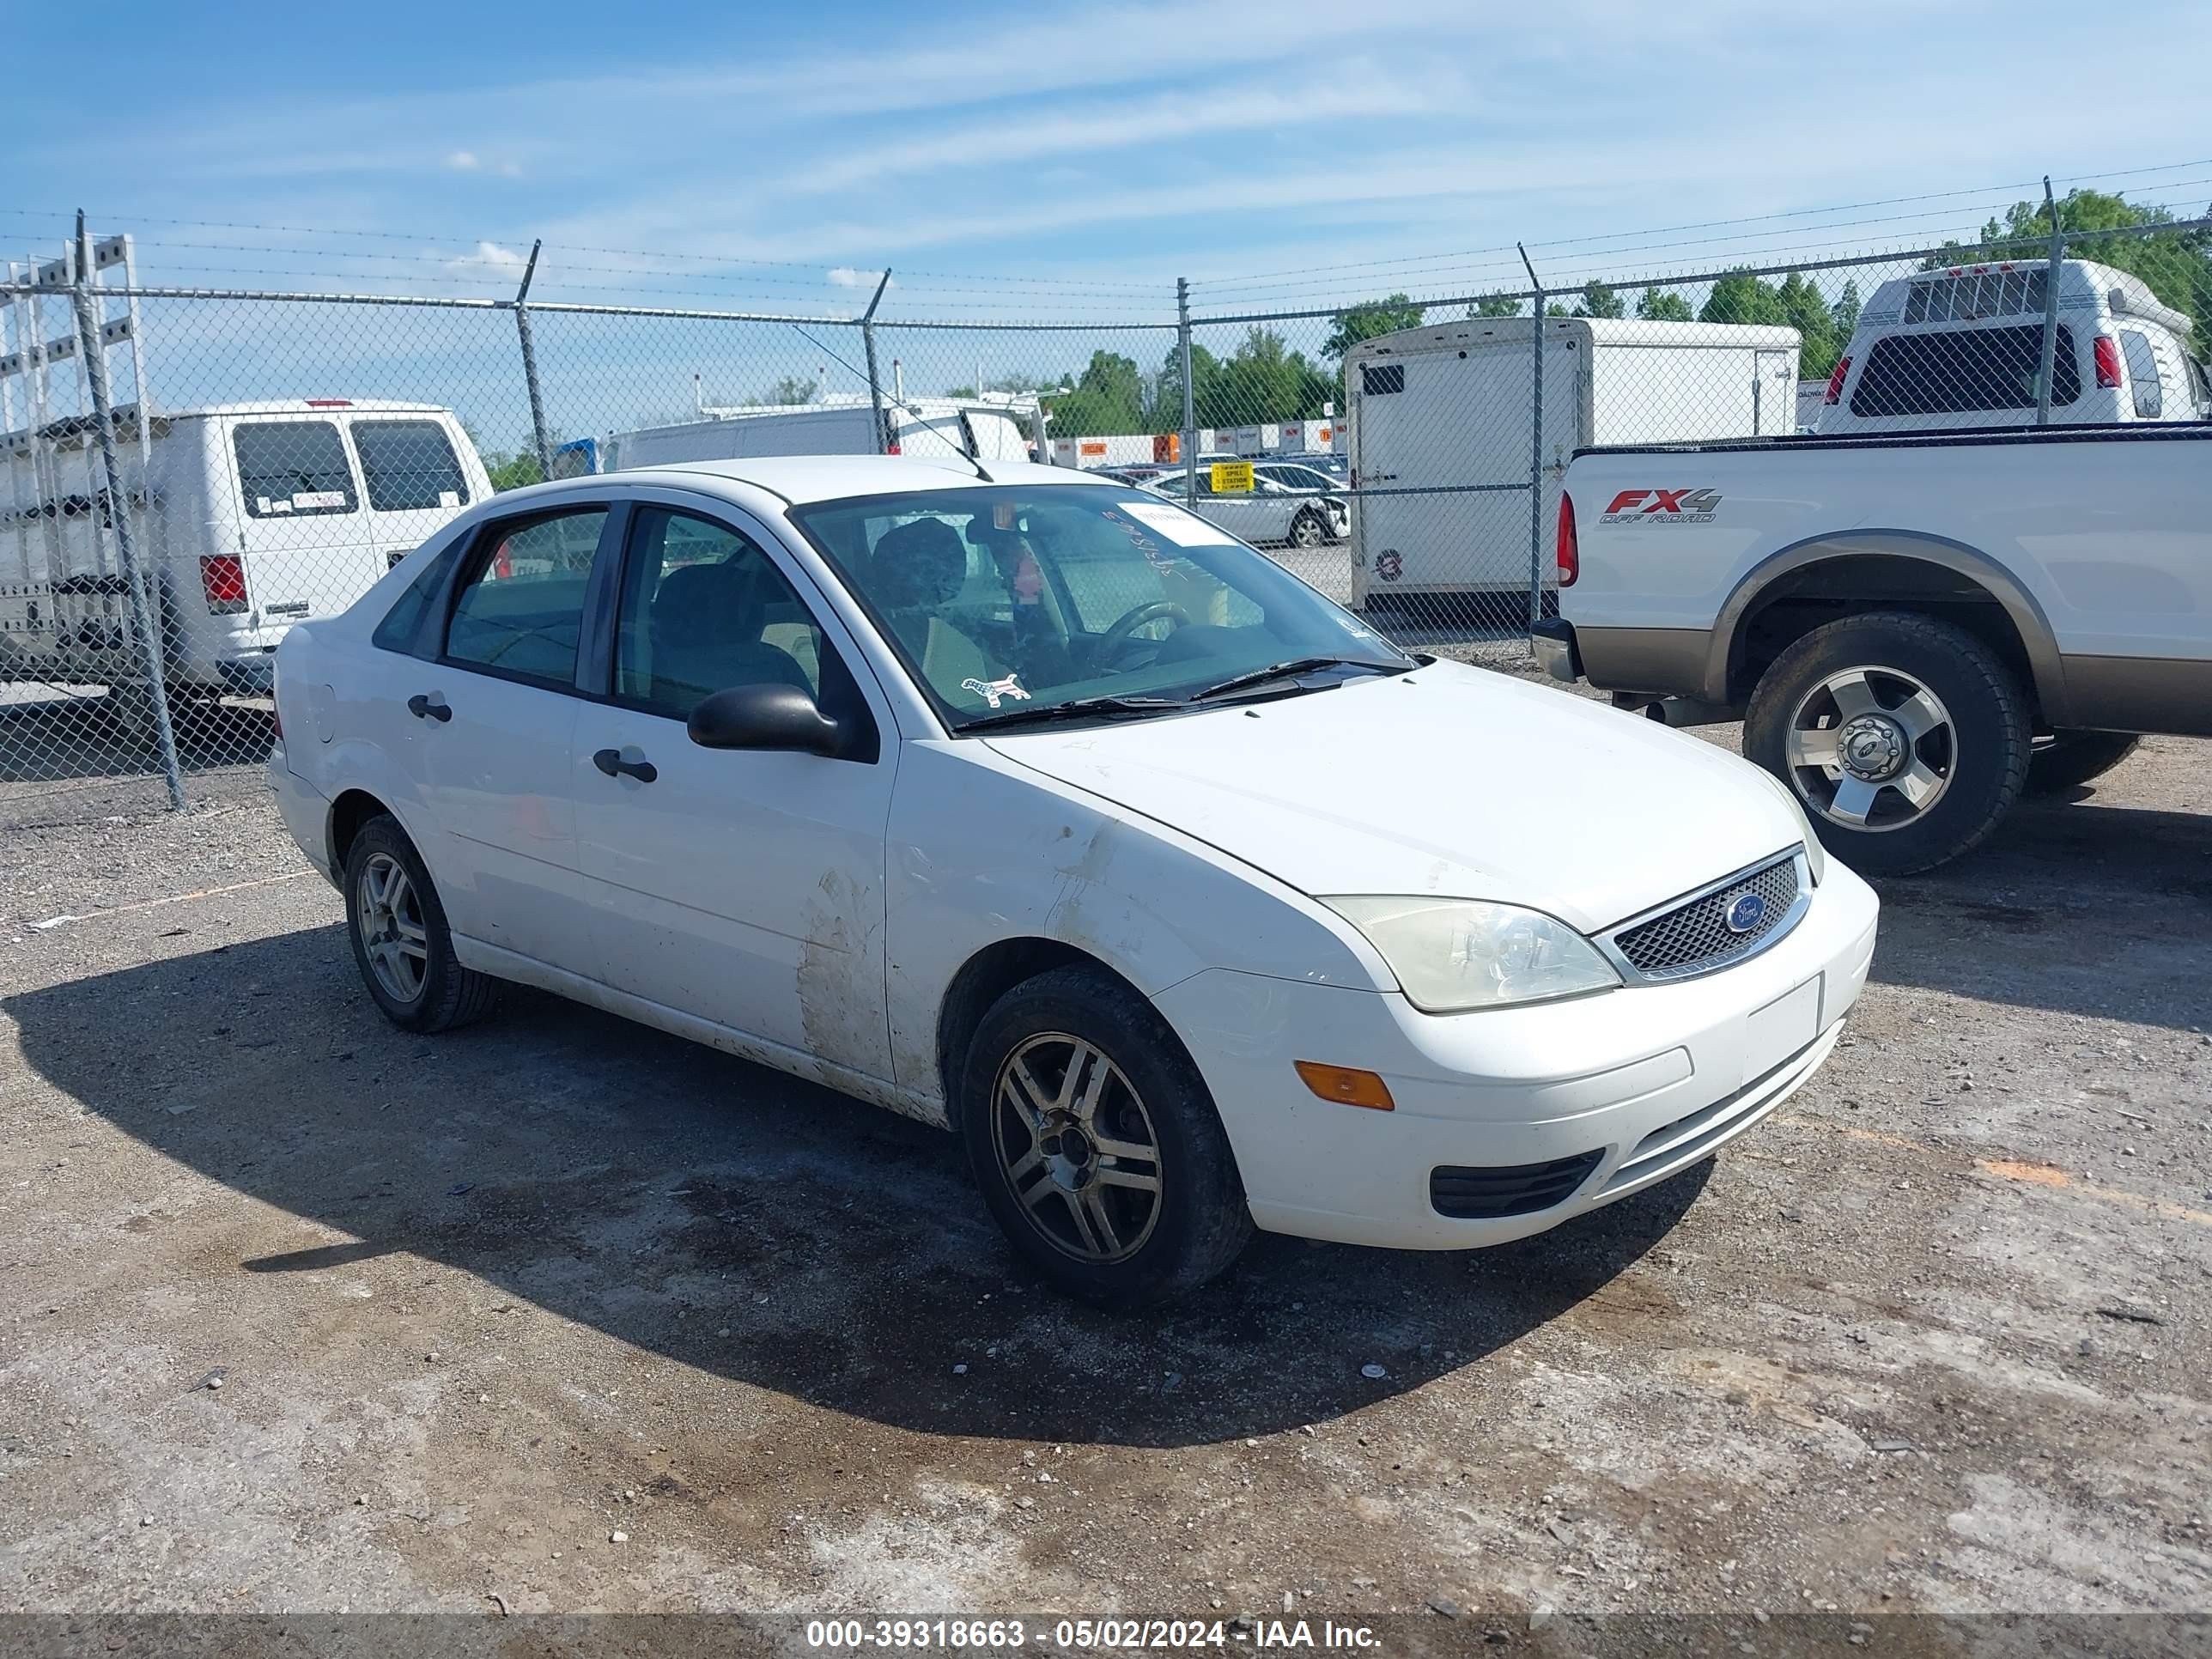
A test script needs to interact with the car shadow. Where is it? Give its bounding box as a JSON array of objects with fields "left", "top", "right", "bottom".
[
  {"left": 1863, "top": 793, "right": 2212, "bottom": 1030},
  {"left": 9, "top": 925, "right": 1709, "bottom": 1450}
]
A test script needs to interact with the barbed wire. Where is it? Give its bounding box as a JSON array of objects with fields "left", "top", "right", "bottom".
[{"left": 1188, "top": 157, "right": 2212, "bottom": 297}]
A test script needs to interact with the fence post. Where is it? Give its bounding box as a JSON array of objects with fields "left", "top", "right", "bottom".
[
  {"left": 513, "top": 240, "right": 554, "bottom": 478},
  {"left": 861, "top": 268, "right": 892, "bottom": 454},
  {"left": 1177, "top": 277, "right": 1198, "bottom": 504},
  {"left": 2035, "top": 177, "right": 2063, "bottom": 427},
  {"left": 70, "top": 210, "right": 184, "bottom": 811},
  {"left": 1518, "top": 244, "right": 1546, "bottom": 633}
]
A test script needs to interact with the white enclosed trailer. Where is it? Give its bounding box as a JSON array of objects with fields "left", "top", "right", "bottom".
[{"left": 1345, "top": 316, "right": 1799, "bottom": 607}]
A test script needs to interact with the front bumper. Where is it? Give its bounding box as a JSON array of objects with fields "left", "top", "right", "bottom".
[
  {"left": 1530, "top": 617, "right": 1582, "bottom": 683},
  {"left": 1153, "top": 861, "right": 1879, "bottom": 1250}
]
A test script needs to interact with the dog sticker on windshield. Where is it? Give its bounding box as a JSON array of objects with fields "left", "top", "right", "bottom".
[
  {"left": 961, "top": 673, "right": 1032, "bottom": 710},
  {"left": 1119, "top": 501, "right": 1237, "bottom": 547}
]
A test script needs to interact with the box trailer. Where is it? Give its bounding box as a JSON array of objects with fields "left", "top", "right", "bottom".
[
  {"left": 599, "top": 396, "right": 1043, "bottom": 473},
  {"left": 1345, "top": 316, "right": 1799, "bottom": 607}
]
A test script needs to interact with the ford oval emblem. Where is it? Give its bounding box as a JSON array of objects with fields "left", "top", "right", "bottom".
[{"left": 1723, "top": 892, "right": 1766, "bottom": 934}]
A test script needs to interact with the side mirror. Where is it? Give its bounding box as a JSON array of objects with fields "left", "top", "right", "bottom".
[{"left": 687, "top": 683, "right": 845, "bottom": 757}]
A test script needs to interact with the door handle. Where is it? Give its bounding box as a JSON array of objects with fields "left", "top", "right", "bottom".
[
  {"left": 406, "top": 694, "right": 452, "bottom": 722},
  {"left": 592, "top": 747, "right": 658, "bottom": 784}
]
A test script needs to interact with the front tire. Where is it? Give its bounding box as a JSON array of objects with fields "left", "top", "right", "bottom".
[
  {"left": 2025, "top": 730, "right": 2141, "bottom": 795},
  {"left": 1745, "top": 612, "right": 2032, "bottom": 877},
  {"left": 960, "top": 965, "right": 1252, "bottom": 1307},
  {"left": 1289, "top": 510, "right": 1328, "bottom": 550},
  {"left": 343, "top": 815, "right": 499, "bottom": 1033}
]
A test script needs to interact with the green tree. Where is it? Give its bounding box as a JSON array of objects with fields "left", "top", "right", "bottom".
[
  {"left": 1040, "top": 349, "right": 1147, "bottom": 434},
  {"left": 761, "top": 375, "right": 818, "bottom": 404},
  {"left": 1830, "top": 279, "right": 1862, "bottom": 343},
  {"left": 1700, "top": 270, "right": 1788, "bottom": 327},
  {"left": 1777, "top": 270, "right": 1841, "bottom": 378},
  {"left": 1322, "top": 295, "right": 1426, "bottom": 361},
  {"left": 1546, "top": 301, "right": 1573, "bottom": 317},
  {"left": 1571, "top": 281, "right": 1625, "bottom": 319},
  {"left": 1198, "top": 327, "right": 1334, "bottom": 427},
  {"left": 1469, "top": 292, "right": 1522, "bottom": 318},
  {"left": 1636, "top": 288, "right": 1695, "bottom": 322}
]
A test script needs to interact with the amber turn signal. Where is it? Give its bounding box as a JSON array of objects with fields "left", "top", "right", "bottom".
[{"left": 1293, "top": 1060, "right": 1395, "bottom": 1111}]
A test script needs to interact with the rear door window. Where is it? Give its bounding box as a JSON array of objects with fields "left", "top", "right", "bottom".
[
  {"left": 234, "top": 421, "right": 356, "bottom": 517},
  {"left": 1849, "top": 325, "right": 2080, "bottom": 417},
  {"left": 355, "top": 420, "right": 471, "bottom": 511},
  {"left": 443, "top": 508, "right": 610, "bottom": 690},
  {"left": 2119, "top": 331, "right": 2162, "bottom": 418}
]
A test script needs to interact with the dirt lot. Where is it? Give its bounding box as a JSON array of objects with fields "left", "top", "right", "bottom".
[{"left": 1, "top": 689, "right": 2209, "bottom": 1635}]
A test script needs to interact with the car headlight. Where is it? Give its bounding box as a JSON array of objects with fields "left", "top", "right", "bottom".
[
  {"left": 1321, "top": 896, "right": 1620, "bottom": 1012},
  {"left": 1753, "top": 764, "right": 1826, "bottom": 886}
]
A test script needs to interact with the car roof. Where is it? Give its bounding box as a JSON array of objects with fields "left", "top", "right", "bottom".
[{"left": 615, "top": 454, "right": 1103, "bottom": 506}]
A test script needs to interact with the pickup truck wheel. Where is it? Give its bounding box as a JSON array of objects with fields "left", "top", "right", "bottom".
[
  {"left": 2025, "top": 731, "right": 2141, "bottom": 795},
  {"left": 962, "top": 965, "right": 1252, "bottom": 1307},
  {"left": 1745, "top": 612, "right": 2031, "bottom": 876}
]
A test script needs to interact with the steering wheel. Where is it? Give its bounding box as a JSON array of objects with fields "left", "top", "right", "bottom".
[{"left": 1097, "top": 599, "right": 1190, "bottom": 660}]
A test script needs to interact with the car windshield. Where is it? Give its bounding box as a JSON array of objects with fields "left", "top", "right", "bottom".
[{"left": 787, "top": 483, "right": 1408, "bottom": 730}]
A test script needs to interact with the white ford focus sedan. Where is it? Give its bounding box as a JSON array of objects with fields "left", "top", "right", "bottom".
[{"left": 269, "top": 456, "right": 1878, "bottom": 1304}]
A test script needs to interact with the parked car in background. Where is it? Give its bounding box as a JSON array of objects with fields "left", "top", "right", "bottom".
[
  {"left": 0, "top": 398, "right": 488, "bottom": 700},
  {"left": 1814, "top": 258, "right": 2210, "bottom": 434},
  {"left": 1344, "top": 317, "right": 1800, "bottom": 609},
  {"left": 1255, "top": 459, "right": 1346, "bottom": 495},
  {"left": 1540, "top": 422, "right": 2212, "bottom": 874},
  {"left": 270, "top": 455, "right": 1875, "bottom": 1304},
  {"left": 1143, "top": 468, "right": 1349, "bottom": 548}
]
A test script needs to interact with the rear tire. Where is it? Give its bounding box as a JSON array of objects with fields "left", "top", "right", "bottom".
[
  {"left": 343, "top": 815, "right": 500, "bottom": 1033},
  {"left": 2025, "top": 730, "right": 2141, "bottom": 795},
  {"left": 960, "top": 965, "right": 1252, "bottom": 1307},
  {"left": 1745, "top": 611, "right": 2032, "bottom": 877}
]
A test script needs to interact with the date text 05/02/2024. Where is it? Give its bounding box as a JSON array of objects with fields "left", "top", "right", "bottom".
[{"left": 803, "top": 1619, "right": 1383, "bottom": 1650}]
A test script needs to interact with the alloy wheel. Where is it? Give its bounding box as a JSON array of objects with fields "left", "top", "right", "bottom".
[
  {"left": 356, "top": 851, "right": 430, "bottom": 1003},
  {"left": 1784, "top": 665, "right": 1956, "bottom": 831},
  {"left": 990, "top": 1033, "right": 1163, "bottom": 1263}
]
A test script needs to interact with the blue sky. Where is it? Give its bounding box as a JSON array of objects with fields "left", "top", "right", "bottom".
[{"left": 9, "top": 0, "right": 2212, "bottom": 323}]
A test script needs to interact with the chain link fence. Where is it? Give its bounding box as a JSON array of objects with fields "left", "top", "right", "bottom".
[{"left": 3, "top": 210, "right": 2207, "bottom": 821}]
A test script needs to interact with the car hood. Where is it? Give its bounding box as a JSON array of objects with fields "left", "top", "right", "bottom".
[{"left": 985, "top": 659, "right": 1802, "bottom": 934}]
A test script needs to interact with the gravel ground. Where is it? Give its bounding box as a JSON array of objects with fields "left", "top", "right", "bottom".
[{"left": 1, "top": 682, "right": 2209, "bottom": 1634}]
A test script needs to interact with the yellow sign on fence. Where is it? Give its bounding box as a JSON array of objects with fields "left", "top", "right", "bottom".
[{"left": 1209, "top": 460, "right": 1255, "bottom": 494}]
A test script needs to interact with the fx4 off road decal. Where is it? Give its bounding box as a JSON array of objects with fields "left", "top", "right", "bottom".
[{"left": 1598, "top": 489, "right": 1722, "bottom": 526}]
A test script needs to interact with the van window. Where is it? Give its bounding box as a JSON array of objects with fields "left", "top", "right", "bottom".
[
  {"left": 2119, "top": 331, "right": 2162, "bottom": 418},
  {"left": 234, "top": 422, "right": 356, "bottom": 518},
  {"left": 444, "top": 508, "right": 609, "bottom": 690},
  {"left": 1361, "top": 364, "right": 1406, "bottom": 397},
  {"left": 356, "top": 420, "right": 471, "bottom": 511},
  {"left": 1850, "top": 325, "right": 2080, "bottom": 418}
]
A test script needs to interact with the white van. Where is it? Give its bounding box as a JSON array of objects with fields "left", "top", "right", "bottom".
[
  {"left": 1815, "top": 258, "right": 2211, "bottom": 434},
  {"left": 0, "top": 398, "right": 489, "bottom": 696},
  {"left": 599, "top": 397, "right": 1044, "bottom": 473},
  {"left": 1344, "top": 316, "right": 1801, "bottom": 608}
]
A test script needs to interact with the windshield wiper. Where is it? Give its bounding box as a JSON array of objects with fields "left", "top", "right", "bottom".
[
  {"left": 1187, "top": 656, "right": 1401, "bottom": 703},
  {"left": 957, "top": 694, "right": 1186, "bottom": 733}
]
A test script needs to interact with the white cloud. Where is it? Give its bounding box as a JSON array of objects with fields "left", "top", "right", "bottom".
[
  {"left": 445, "top": 240, "right": 529, "bottom": 276},
  {"left": 826, "top": 267, "right": 893, "bottom": 289},
  {"left": 446, "top": 149, "right": 480, "bottom": 171}
]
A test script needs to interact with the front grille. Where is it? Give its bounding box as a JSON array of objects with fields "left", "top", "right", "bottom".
[
  {"left": 1430, "top": 1149, "right": 1602, "bottom": 1219},
  {"left": 1610, "top": 854, "right": 1803, "bottom": 982}
]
